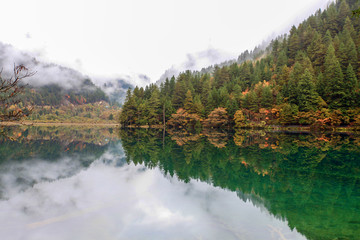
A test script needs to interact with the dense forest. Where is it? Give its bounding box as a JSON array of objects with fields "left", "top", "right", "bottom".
[
  {"left": 22, "top": 79, "right": 109, "bottom": 106},
  {"left": 120, "top": 0, "right": 360, "bottom": 130}
]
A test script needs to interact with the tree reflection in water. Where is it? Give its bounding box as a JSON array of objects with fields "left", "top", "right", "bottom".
[{"left": 119, "top": 128, "right": 360, "bottom": 240}]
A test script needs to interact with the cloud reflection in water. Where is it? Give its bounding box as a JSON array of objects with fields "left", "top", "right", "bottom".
[{"left": 0, "top": 146, "right": 306, "bottom": 240}]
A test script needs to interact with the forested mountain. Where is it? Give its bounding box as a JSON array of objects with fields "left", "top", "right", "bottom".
[
  {"left": 0, "top": 41, "right": 128, "bottom": 122},
  {"left": 0, "top": 41, "right": 136, "bottom": 108},
  {"left": 22, "top": 79, "right": 109, "bottom": 106},
  {"left": 120, "top": 0, "right": 360, "bottom": 130}
]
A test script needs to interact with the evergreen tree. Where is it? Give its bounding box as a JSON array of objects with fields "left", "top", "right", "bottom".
[
  {"left": 316, "top": 72, "right": 326, "bottom": 98},
  {"left": 172, "top": 78, "right": 187, "bottom": 109},
  {"left": 323, "top": 30, "right": 333, "bottom": 48},
  {"left": 288, "top": 26, "right": 301, "bottom": 64},
  {"left": 323, "top": 44, "right": 345, "bottom": 108},
  {"left": 343, "top": 17, "right": 356, "bottom": 40},
  {"left": 339, "top": 29, "right": 358, "bottom": 71},
  {"left": 302, "top": 25, "right": 315, "bottom": 50},
  {"left": 233, "top": 84, "right": 243, "bottom": 102},
  {"left": 120, "top": 89, "right": 137, "bottom": 126},
  {"left": 261, "top": 85, "right": 273, "bottom": 109},
  {"left": 219, "top": 87, "right": 230, "bottom": 107},
  {"left": 287, "top": 62, "right": 303, "bottom": 105},
  {"left": 169, "top": 76, "right": 176, "bottom": 96},
  {"left": 245, "top": 91, "right": 259, "bottom": 112},
  {"left": 163, "top": 98, "right": 175, "bottom": 122},
  {"left": 193, "top": 95, "right": 205, "bottom": 117},
  {"left": 307, "top": 31, "right": 325, "bottom": 71},
  {"left": 297, "top": 69, "right": 319, "bottom": 112},
  {"left": 148, "top": 87, "right": 161, "bottom": 125},
  {"left": 338, "top": 0, "right": 351, "bottom": 27},
  {"left": 324, "top": 3, "right": 339, "bottom": 37},
  {"left": 225, "top": 98, "right": 239, "bottom": 117},
  {"left": 184, "top": 90, "right": 194, "bottom": 113},
  {"left": 239, "top": 62, "right": 251, "bottom": 88},
  {"left": 276, "top": 50, "right": 288, "bottom": 72},
  {"left": 343, "top": 64, "right": 358, "bottom": 107},
  {"left": 207, "top": 89, "right": 219, "bottom": 113}
]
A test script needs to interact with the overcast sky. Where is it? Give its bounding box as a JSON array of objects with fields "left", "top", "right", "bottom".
[{"left": 0, "top": 0, "right": 331, "bottom": 83}]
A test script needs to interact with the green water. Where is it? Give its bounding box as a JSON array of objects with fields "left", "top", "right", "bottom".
[
  {"left": 119, "top": 129, "right": 360, "bottom": 240},
  {"left": 0, "top": 126, "right": 359, "bottom": 240}
]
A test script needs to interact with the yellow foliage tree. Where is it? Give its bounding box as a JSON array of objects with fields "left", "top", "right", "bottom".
[{"left": 234, "top": 109, "right": 247, "bottom": 128}]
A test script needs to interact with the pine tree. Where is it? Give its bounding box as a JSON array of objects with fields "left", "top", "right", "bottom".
[
  {"left": 338, "top": 0, "right": 351, "bottom": 27},
  {"left": 288, "top": 26, "right": 301, "bottom": 64},
  {"left": 225, "top": 98, "right": 239, "bottom": 117},
  {"left": 120, "top": 89, "right": 137, "bottom": 126},
  {"left": 276, "top": 50, "right": 288, "bottom": 73},
  {"left": 169, "top": 76, "right": 176, "bottom": 96},
  {"left": 193, "top": 95, "right": 205, "bottom": 117},
  {"left": 302, "top": 25, "right": 315, "bottom": 50},
  {"left": 307, "top": 31, "right": 325, "bottom": 72},
  {"left": 207, "top": 89, "right": 219, "bottom": 113},
  {"left": 246, "top": 91, "right": 259, "bottom": 112},
  {"left": 333, "top": 35, "right": 341, "bottom": 55},
  {"left": 287, "top": 62, "right": 302, "bottom": 105},
  {"left": 233, "top": 84, "right": 243, "bottom": 102},
  {"left": 200, "top": 76, "right": 211, "bottom": 107},
  {"left": 148, "top": 87, "right": 161, "bottom": 125},
  {"left": 297, "top": 69, "right": 319, "bottom": 111},
  {"left": 219, "top": 87, "right": 230, "bottom": 107},
  {"left": 339, "top": 28, "right": 358, "bottom": 72},
  {"left": 278, "top": 65, "right": 290, "bottom": 94},
  {"left": 316, "top": 72, "right": 325, "bottom": 98},
  {"left": 184, "top": 90, "right": 194, "bottom": 113},
  {"left": 323, "top": 44, "right": 345, "bottom": 108},
  {"left": 163, "top": 98, "right": 175, "bottom": 122},
  {"left": 172, "top": 78, "right": 187, "bottom": 109},
  {"left": 239, "top": 61, "right": 251, "bottom": 88},
  {"left": 229, "top": 62, "right": 240, "bottom": 80},
  {"left": 323, "top": 30, "right": 333, "bottom": 48},
  {"left": 343, "top": 17, "right": 356, "bottom": 40},
  {"left": 324, "top": 3, "right": 339, "bottom": 37},
  {"left": 343, "top": 64, "right": 358, "bottom": 108},
  {"left": 261, "top": 85, "right": 273, "bottom": 109}
]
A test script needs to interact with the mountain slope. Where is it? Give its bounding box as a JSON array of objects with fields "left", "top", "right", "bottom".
[{"left": 120, "top": 0, "right": 360, "bottom": 129}]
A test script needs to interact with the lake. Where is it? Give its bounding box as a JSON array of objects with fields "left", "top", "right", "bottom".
[{"left": 0, "top": 126, "right": 359, "bottom": 240}]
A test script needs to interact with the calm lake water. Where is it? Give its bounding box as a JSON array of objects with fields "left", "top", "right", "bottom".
[{"left": 0, "top": 126, "right": 359, "bottom": 240}]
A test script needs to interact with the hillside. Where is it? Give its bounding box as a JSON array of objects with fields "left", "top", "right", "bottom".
[
  {"left": 120, "top": 0, "right": 360, "bottom": 130},
  {"left": 0, "top": 42, "right": 127, "bottom": 123}
]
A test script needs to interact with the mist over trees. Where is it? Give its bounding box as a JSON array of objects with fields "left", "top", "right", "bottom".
[{"left": 120, "top": 0, "right": 360, "bottom": 130}]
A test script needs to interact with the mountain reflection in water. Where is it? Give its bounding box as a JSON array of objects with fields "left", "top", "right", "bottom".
[{"left": 0, "top": 126, "right": 359, "bottom": 240}]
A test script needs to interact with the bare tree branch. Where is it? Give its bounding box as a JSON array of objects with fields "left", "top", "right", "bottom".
[{"left": 0, "top": 65, "right": 35, "bottom": 122}]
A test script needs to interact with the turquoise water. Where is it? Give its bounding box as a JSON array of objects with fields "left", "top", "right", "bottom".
[{"left": 0, "top": 126, "right": 359, "bottom": 240}]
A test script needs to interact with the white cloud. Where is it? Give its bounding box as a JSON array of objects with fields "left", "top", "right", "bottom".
[{"left": 0, "top": 0, "right": 331, "bottom": 83}]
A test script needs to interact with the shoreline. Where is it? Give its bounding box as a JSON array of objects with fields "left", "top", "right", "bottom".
[
  {"left": 2, "top": 122, "right": 358, "bottom": 134},
  {"left": 123, "top": 124, "right": 359, "bottom": 134}
]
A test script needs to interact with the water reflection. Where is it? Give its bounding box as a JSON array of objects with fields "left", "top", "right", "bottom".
[
  {"left": 120, "top": 128, "right": 360, "bottom": 240},
  {"left": 0, "top": 160, "right": 305, "bottom": 240},
  {"left": 0, "top": 126, "right": 119, "bottom": 200},
  {"left": 0, "top": 126, "right": 359, "bottom": 240}
]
